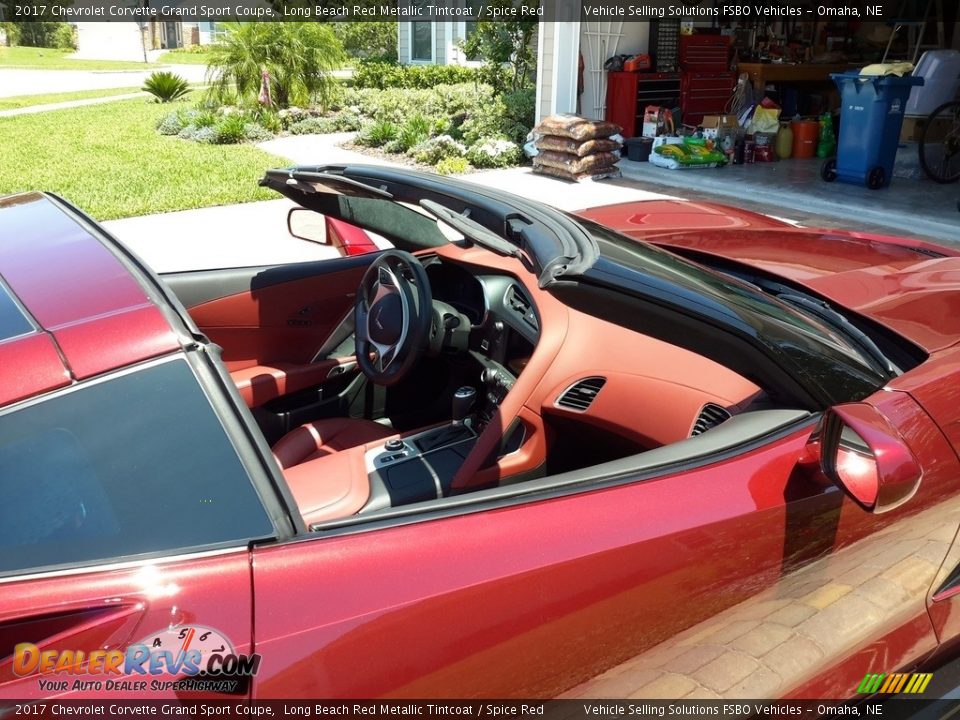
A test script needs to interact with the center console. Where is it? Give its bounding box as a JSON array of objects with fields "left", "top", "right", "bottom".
[{"left": 361, "top": 422, "right": 478, "bottom": 511}]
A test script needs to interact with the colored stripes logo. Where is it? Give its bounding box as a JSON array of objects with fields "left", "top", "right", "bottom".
[{"left": 857, "top": 672, "right": 933, "bottom": 694}]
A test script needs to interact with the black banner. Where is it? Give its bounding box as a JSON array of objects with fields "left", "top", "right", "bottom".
[
  {"left": 0, "top": 0, "right": 938, "bottom": 23},
  {"left": 0, "top": 699, "right": 958, "bottom": 719}
]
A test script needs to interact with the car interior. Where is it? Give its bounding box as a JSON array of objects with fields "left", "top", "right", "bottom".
[{"left": 160, "top": 182, "right": 802, "bottom": 531}]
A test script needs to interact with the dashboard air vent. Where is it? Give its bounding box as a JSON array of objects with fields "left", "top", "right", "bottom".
[
  {"left": 691, "top": 404, "right": 731, "bottom": 436},
  {"left": 557, "top": 377, "right": 606, "bottom": 411},
  {"left": 505, "top": 285, "right": 538, "bottom": 331}
]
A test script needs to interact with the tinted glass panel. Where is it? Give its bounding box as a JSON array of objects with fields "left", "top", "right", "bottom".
[
  {"left": 0, "top": 280, "right": 33, "bottom": 341},
  {"left": 0, "top": 358, "right": 273, "bottom": 575}
]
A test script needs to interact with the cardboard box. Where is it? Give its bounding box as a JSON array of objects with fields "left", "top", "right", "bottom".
[
  {"left": 700, "top": 114, "right": 739, "bottom": 139},
  {"left": 900, "top": 115, "right": 953, "bottom": 144}
]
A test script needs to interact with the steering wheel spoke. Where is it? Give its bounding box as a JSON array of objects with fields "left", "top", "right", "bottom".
[{"left": 354, "top": 251, "right": 432, "bottom": 386}]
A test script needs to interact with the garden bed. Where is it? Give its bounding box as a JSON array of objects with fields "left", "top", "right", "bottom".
[{"left": 155, "top": 81, "right": 535, "bottom": 175}]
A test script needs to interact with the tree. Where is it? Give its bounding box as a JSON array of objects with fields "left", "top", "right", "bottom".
[
  {"left": 206, "top": 22, "right": 345, "bottom": 109},
  {"left": 333, "top": 22, "right": 397, "bottom": 61},
  {"left": 461, "top": 0, "right": 538, "bottom": 93},
  {"left": 1, "top": 0, "right": 74, "bottom": 47}
]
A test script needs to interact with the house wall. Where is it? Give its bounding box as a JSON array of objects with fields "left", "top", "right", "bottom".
[
  {"left": 535, "top": 22, "right": 557, "bottom": 120},
  {"left": 535, "top": 20, "right": 581, "bottom": 122},
  {"left": 398, "top": 22, "right": 409, "bottom": 62}
]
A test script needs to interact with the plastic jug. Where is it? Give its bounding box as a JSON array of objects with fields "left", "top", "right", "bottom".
[{"left": 775, "top": 122, "right": 794, "bottom": 159}]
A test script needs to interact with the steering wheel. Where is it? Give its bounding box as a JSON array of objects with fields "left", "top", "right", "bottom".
[{"left": 354, "top": 250, "right": 432, "bottom": 386}]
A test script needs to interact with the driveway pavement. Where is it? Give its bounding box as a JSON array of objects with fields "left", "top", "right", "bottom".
[
  {"left": 0, "top": 64, "right": 208, "bottom": 98},
  {"left": 106, "top": 198, "right": 346, "bottom": 274}
]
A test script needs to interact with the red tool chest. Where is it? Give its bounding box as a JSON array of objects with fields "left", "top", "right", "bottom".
[
  {"left": 605, "top": 71, "right": 682, "bottom": 138},
  {"left": 679, "top": 34, "right": 731, "bottom": 72},
  {"left": 680, "top": 71, "right": 737, "bottom": 126},
  {"left": 679, "top": 35, "right": 734, "bottom": 126}
]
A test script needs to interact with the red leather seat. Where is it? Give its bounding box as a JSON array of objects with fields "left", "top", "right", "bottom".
[{"left": 273, "top": 418, "right": 395, "bottom": 469}]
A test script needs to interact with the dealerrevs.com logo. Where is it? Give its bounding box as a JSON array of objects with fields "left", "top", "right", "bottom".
[{"left": 12, "top": 625, "right": 261, "bottom": 693}]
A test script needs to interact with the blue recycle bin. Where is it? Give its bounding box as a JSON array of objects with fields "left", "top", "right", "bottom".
[{"left": 821, "top": 72, "right": 924, "bottom": 189}]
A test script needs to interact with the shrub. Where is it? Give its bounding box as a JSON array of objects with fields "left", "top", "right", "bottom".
[
  {"left": 459, "top": 88, "right": 535, "bottom": 147},
  {"left": 213, "top": 114, "right": 248, "bottom": 144},
  {"left": 243, "top": 123, "right": 275, "bottom": 142},
  {"left": 460, "top": 3, "right": 538, "bottom": 92},
  {"left": 388, "top": 114, "right": 430, "bottom": 153},
  {"left": 431, "top": 116, "right": 453, "bottom": 137},
  {"left": 156, "top": 111, "right": 185, "bottom": 136},
  {"left": 356, "top": 120, "right": 399, "bottom": 148},
  {"left": 178, "top": 125, "right": 199, "bottom": 140},
  {"left": 500, "top": 88, "right": 536, "bottom": 144},
  {"left": 143, "top": 71, "right": 191, "bottom": 103},
  {"left": 467, "top": 138, "right": 522, "bottom": 168},
  {"left": 289, "top": 117, "right": 340, "bottom": 135},
  {"left": 278, "top": 106, "right": 308, "bottom": 129},
  {"left": 331, "top": 109, "right": 364, "bottom": 131},
  {"left": 12, "top": 22, "right": 71, "bottom": 49},
  {"left": 410, "top": 135, "right": 467, "bottom": 165},
  {"left": 191, "top": 109, "right": 217, "bottom": 128},
  {"left": 1, "top": 23, "right": 22, "bottom": 46},
  {"left": 343, "top": 83, "right": 494, "bottom": 127},
  {"left": 382, "top": 139, "right": 405, "bottom": 154},
  {"left": 435, "top": 157, "right": 471, "bottom": 175},
  {"left": 255, "top": 110, "right": 282, "bottom": 134},
  {"left": 351, "top": 60, "right": 484, "bottom": 90},
  {"left": 333, "top": 22, "right": 397, "bottom": 62},
  {"left": 206, "top": 22, "right": 345, "bottom": 109},
  {"left": 53, "top": 23, "right": 76, "bottom": 50},
  {"left": 235, "top": 105, "right": 282, "bottom": 133},
  {"left": 191, "top": 126, "right": 219, "bottom": 144}
]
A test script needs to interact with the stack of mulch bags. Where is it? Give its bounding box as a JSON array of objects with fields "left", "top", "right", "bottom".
[{"left": 532, "top": 114, "right": 623, "bottom": 181}]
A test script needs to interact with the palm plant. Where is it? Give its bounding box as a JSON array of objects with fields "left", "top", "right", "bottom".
[
  {"left": 206, "top": 23, "right": 345, "bottom": 109},
  {"left": 142, "top": 71, "right": 191, "bottom": 103}
]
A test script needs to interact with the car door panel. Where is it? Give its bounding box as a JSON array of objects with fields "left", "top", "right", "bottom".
[
  {"left": 0, "top": 552, "right": 253, "bottom": 700},
  {"left": 251, "top": 390, "right": 958, "bottom": 699},
  {"left": 163, "top": 254, "right": 377, "bottom": 408},
  {"left": 251, "top": 427, "right": 816, "bottom": 698},
  {"left": 168, "top": 255, "right": 374, "bottom": 370}
]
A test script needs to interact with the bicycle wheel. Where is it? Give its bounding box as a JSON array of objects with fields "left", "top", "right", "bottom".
[{"left": 919, "top": 100, "right": 960, "bottom": 184}]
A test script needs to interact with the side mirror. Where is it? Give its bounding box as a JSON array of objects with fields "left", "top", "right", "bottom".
[
  {"left": 287, "top": 208, "right": 329, "bottom": 245},
  {"left": 818, "top": 403, "right": 922, "bottom": 513}
]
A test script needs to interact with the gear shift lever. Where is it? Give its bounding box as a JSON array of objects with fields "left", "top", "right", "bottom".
[{"left": 451, "top": 386, "right": 476, "bottom": 426}]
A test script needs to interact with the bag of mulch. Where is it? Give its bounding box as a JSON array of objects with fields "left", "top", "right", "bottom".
[
  {"left": 534, "top": 135, "right": 623, "bottom": 157},
  {"left": 532, "top": 162, "right": 622, "bottom": 182},
  {"left": 535, "top": 114, "right": 623, "bottom": 142},
  {"left": 532, "top": 150, "right": 620, "bottom": 175}
]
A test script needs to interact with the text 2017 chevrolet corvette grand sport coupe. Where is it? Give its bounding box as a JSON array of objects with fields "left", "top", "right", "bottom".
[{"left": 3, "top": 165, "right": 960, "bottom": 701}]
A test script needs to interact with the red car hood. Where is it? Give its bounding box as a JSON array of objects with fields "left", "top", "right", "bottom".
[{"left": 587, "top": 217, "right": 960, "bottom": 354}]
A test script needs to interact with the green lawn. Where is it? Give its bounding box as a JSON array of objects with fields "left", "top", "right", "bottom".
[
  {"left": 0, "top": 99, "right": 286, "bottom": 221},
  {"left": 156, "top": 48, "right": 212, "bottom": 66},
  {"left": 0, "top": 46, "right": 154, "bottom": 71},
  {"left": 0, "top": 87, "right": 144, "bottom": 111}
]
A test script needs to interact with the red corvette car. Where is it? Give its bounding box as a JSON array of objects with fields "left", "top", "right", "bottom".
[{"left": 2, "top": 165, "right": 960, "bottom": 702}]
